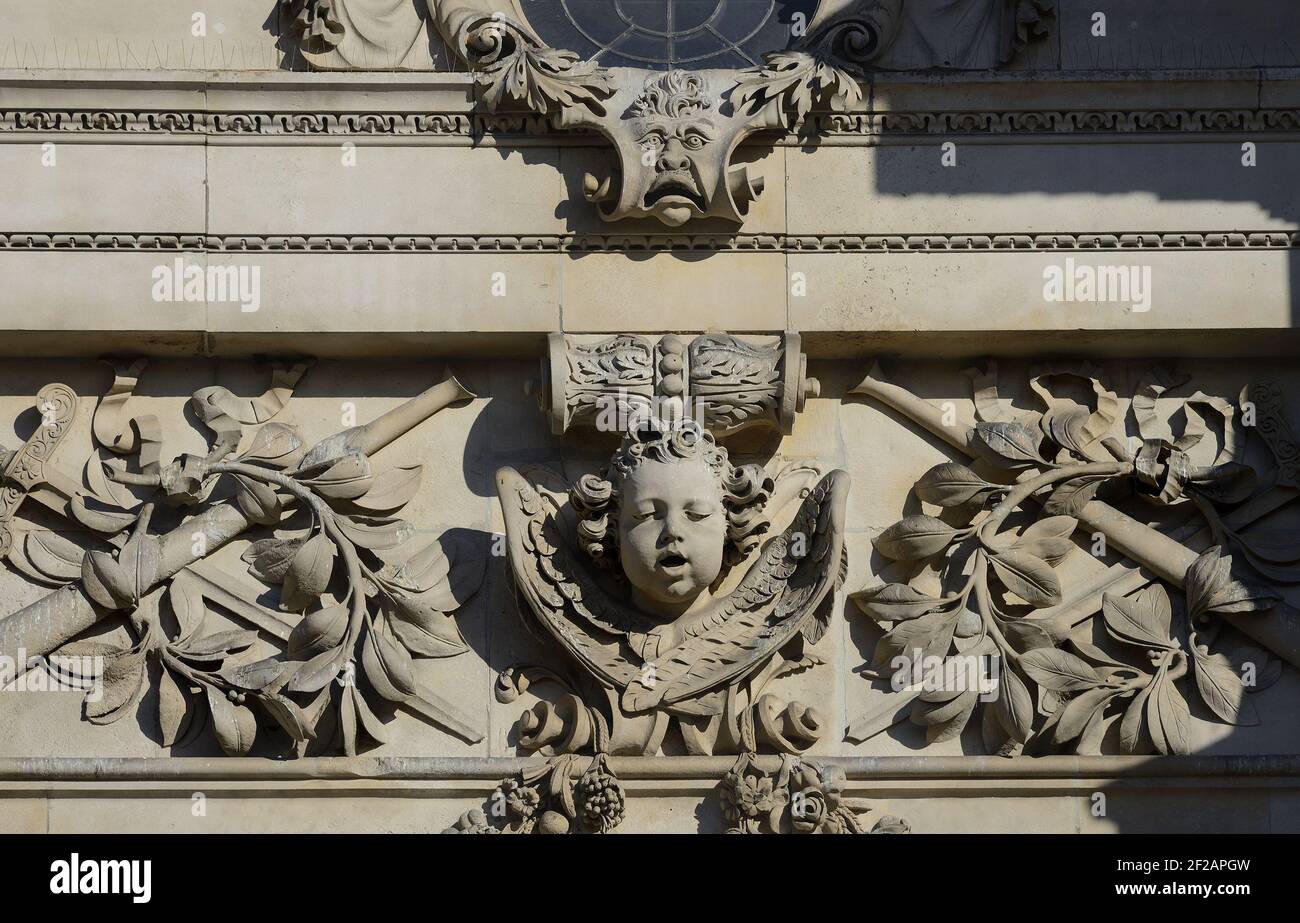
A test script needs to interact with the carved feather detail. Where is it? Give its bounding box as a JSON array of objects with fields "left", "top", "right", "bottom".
[
  {"left": 497, "top": 467, "right": 655, "bottom": 690},
  {"left": 621, "top": 469, "right": 848, "bottom": 713},
  {"left": 496, "top": 465, "right": 849, "bottom": 716}
]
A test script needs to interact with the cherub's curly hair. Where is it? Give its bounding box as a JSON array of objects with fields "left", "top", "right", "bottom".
[{"left": 570, "top": 419, "right": 772, "bottom": 571}]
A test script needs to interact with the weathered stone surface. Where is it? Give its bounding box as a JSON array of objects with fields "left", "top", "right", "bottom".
[{"left": 3, "top": 0, "right": 1300, "bottom": 836}]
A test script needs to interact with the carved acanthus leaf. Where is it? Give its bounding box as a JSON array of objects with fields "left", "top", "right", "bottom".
[
  {"left": 732, "top": 51, "right": 862, "bottom": 131},
  {"left": 446, "top": 8, "right": 613, "bottom": 115}
]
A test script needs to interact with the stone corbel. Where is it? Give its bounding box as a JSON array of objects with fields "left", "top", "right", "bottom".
[
  {"left": 424, "top": 0, "right": 864, "bottom": 225},
  {"left": 280, "top": 0, "right": 1050, "bottom": 223}
]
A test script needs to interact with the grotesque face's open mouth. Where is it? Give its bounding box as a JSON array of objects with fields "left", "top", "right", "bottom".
[
  {"left": 658, "top": 552, "right": 689, "bottom": 569},
  {"left": 644, "top": 171, "right": 706, "bottom": 212}
]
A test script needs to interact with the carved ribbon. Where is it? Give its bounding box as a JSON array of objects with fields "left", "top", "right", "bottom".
[
  {"left": 93, "top": 358, "right": 162, "bottom": 474},
  {"left": 190, "top": 360, "right": 314, "bottom": 458}
]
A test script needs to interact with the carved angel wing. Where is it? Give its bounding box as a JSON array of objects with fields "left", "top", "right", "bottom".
[
  {"left": 620, "top": 469, "right": 849, "bottom": 714},
  {"left": 496, "top": 467, "right": 660, "bottom": 690}
]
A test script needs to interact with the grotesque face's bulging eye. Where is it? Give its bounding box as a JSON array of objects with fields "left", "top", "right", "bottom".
[
  {"left": 638, "top": 131, "right": 666, "bottom": 151},
  {"left": 682, "top": 133, "right": 707, "bottom": 151}
]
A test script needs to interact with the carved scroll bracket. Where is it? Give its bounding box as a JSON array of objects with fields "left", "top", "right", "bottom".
[{"left": 531, "top": 331, "right": 819, "bottom": 437}]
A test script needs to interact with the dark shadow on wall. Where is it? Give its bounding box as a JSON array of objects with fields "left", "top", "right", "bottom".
[{"left": 863, "top": 3, "right": 1300, "bottom": 329}]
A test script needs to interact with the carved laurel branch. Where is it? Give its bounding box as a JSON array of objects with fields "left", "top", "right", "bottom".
[
  {"left": 14, "top": 365, "right": 485, "bottom": 758},
  {"left": 850, "top": 363, "right": 1287, "bottom": 756}
]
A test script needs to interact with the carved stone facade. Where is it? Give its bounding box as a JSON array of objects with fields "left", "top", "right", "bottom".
[{"left": 2, "top": 1, "right": 1300, "bottom": 835}]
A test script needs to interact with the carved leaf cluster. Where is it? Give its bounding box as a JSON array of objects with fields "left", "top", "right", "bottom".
[
  {"left": 733, "top": 51, "right": 863, "bottom": 130},
  {"left": 851, "top": 365, "right": 1288, "bottom": 756}
]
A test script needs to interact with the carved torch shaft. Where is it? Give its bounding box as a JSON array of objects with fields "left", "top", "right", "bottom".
[
  {"left": 851, "top": 362, "right": 1300, "bottom": 669},
  {"left": 0, "top": 375, "right": 474, "bottom": 675}
]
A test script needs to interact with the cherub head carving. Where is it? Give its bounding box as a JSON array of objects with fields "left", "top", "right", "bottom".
[{"left": 571, "top": 419, "right": 771, "bottom": 619}]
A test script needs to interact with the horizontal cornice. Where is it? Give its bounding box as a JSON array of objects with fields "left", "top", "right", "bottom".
[
  {"left": 0, "top": 231, "right": 1296, "bottom": 253},
  {"left": 1, "top": 755, "right": 1298, "bottom": 788},
  {"left": 3, "top": 107, "right": 1300, "bottom": 141}
]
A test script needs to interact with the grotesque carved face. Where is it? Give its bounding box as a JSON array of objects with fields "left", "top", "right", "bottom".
[
  {"left": 631, "top": 71, "right": 718, "bottom": 226},
  {"left": 580, "top": 68, "right": 763, "bottom": 226},
  {"left": 617, "top": 453, "right": 727, "bottom": 617}
]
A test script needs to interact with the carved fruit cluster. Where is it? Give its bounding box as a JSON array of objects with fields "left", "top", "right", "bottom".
[{"left": 445, "top": 754, "right": 626, "bottom": 835}]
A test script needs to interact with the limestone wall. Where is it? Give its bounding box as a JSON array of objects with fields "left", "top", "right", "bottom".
[{"left": 2, "top": 1, "right": 1299, "bottom": 834}]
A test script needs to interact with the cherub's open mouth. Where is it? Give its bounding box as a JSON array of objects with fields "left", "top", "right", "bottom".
[
  {"left": 658, "top": 552, "right": 689, "bottom": 569},
  {"left": 644, "top": 172, "right": 705, "bottom": 211}
]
